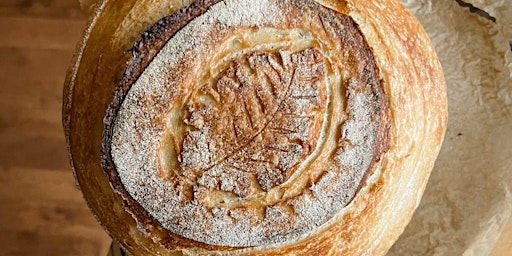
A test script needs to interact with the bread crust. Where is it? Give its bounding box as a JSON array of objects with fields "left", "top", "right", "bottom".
[{"left": 63, "top": 0, "right": 447, "bottom": 255}]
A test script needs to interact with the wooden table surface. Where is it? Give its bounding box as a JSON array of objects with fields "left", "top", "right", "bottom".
[
  {"left": 0, "top": 1, "right": 510, "bottom": 255},
  {"left": 0, "top": 1, "right": 112, "bottom": 255}
]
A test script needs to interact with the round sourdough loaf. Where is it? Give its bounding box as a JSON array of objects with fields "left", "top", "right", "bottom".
[{"left": 63, "top": 0, "right": 447, "bottom": 255}]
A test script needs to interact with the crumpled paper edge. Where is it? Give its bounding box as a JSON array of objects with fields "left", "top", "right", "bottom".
[{"left": 389, "top": 0, "right": 512, "bottom": 255}]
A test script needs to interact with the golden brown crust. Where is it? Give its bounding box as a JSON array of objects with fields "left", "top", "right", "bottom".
[{"left": 63, "top": 0, "right": 447, "bottom": 255}]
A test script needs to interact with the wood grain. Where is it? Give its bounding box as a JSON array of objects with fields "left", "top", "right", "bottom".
[
  {"left": 0, "top": 168, "right": 112, "bottom": 255},
  {"left": 0, "top": 1, "right": 112, "bottom": 255},
  {"left": 0, "top": 0, "right": 84, "bottom": 20},
  {"left": 0, "top": 0, "right": 509, "bottom": 255}
]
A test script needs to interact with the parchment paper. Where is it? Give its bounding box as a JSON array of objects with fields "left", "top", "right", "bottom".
[
  {"left": 76, "top": 0, "right": 512, "bottom": 255},
  {"left": 389, "top": 1, "right": 512, "bottom": 255}
]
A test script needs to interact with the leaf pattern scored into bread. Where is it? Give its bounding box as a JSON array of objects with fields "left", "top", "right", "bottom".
[{"left": 179, "top": 48, "right": 328, "bottom": 199}]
